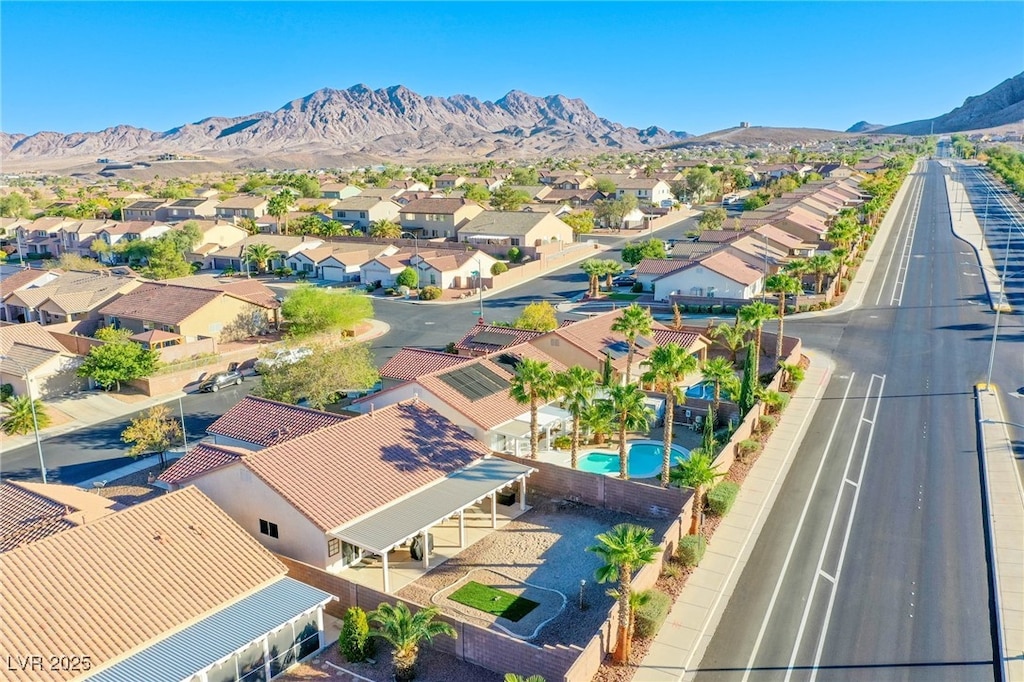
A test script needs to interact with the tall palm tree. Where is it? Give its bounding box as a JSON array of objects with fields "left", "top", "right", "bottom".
[
  {"left": 764, "top": 273, "right": 801, "bottom": 361},
  {"left": 369, "top": 219, "right": 402, "bottom": 239},
  {"left": 737, "top": 301, "right": 775, "bottom": 360},
  {"left": 587, "top": 523, "right": 660, "bottom": 664},
  {"left": 805, "top": 253, "right": 836, "bottom": 295},
  {"left": 580, "top": 399, "right": 614, "bottom": 445},
  {"left": 700, "top": 357, "right": 735, "bottom": 415},
  {"left": 604, "top": 260, "right": 624, "bottom": 290},
  {"left": 607, "top": 383, "right": 653, "bottom": 479},
  {"left": 1, "top": 395, "right": 51, "bottom": 436},
  {"left": 611, "top": 303, "right": 653, "bottom": 384},
  {"left": 368, "top": 601, "right": 457, "bottom": 681},
  {"left": 710, "top": 322, "right": 748, "bottom": 365},
  {"left": 267, "top": 190, "right": 294, "bottom": 235},
  {"left": 244, "top": 243, "right": 276, "bottom": 274},
  {"left": 641, "top": 343, "right": 698, "bottom": 487},
  {"left": 557, "top": 366, "right": 599, "bottom": 469},
  {"left": 671, "top": 451, "right": 725, "bottom": 535},
  {"left": 580, "top": 259, "right": 604, "bottom": 298},
  {"left": 782, "top": 258, "right": 809, "bottom": 294},
  {"left": 509, "top": 358, "right": 557, "bottom": 459}
]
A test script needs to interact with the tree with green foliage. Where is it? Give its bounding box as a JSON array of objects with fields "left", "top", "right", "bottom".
[
  {"left": 255, "top": 343, "right": 379, "bottom": 409},
  {"left": 491, "top": 261, "right": 508, "bottom": 276},
  {"left": 395, "top": 267, "right": 419, "bottom": 289},
  {"left": 737, "top": 301, "right": 775, "bottom": 363},
  {"left": 1, "top": 395, "right": 51, "bottom": 436},
  {"left": 560, "top": 210, "right": 595, "bottom": 237},
  {"left": 685, "top": 167, "right": 722, "bottom": 203},
  {"left": 672, "top": 451, "right": 725, "bottom": 535},
  {"left": 731, "top": 168, "right": 752, "bottom": 189},
  {"left": 557, "top": 365, "right": 600, "bottom": 469},
  {"left": 281, "top": 286, "right": 372, "bottom": 337},
  {"left": 504, "top": 674, "right": 546, "bottom": 682},
  {"left": 805, "top": 253, "right": 838, "bottom": 294},
  {"left": 121, "top": 404, "right": 182, "bottom": 468},
  {"left": 581, "top": 398, "right": 614, "bottom": 445},
  {"left": 587, "top": 523, "right": 660, "bottom": 664},
  {"left": 701, "top": 356, "right": 735, "bottom": 416},
  {"left": 370, "top": 219, "right": 402, "bottom": 239},
  {"left": 509, "top": 358, "right": 558, "bottom": 459},
  {"left": 339, "top": 607, "right": 372, "bottom": 662},
  {"left": 698, "top": 207, "right": 727, "bottom": 231},
  {"left": 594, "top": 177, "right": 617, "bottom": 195},
  {"left": 244, "top": 243, "right": 276, "bottom": 274},
  {"left": 711, "top": 322, "right": 748, "bottom": 365},
  {"left": 514, "top": 301, "right": 558, "bottom": 331},
  {"left": 267, "top": 190, "right": 294, "bottom": 235},
  {"left": 738, "top": 342, "right": 758, "bottom": 416},
  {"left": 580, "top": 258, "right": 604, "bottom": 298},
  {"left": 237, "top": 216, "right": 260, "bottom": 235},
  {"left": 77, "top": 336, "right": 159, "bottom": 391},
  {"left": 742, "top": 195, "right": 767, "bottom": 211},
  {"left": 608, "top": 383, "right": 653, "bottom": 479},
  {"left": 490, "top": 185, "right": 531, "bottom": 211},
  {"left": 594, "top": 195, "right": 638, "bottom": 230},
  {"left": 368, "top": 601, "right": 457, "bottom": 682},
  {"left": 461, "top": 183, "right": 491, "bottom": 203},
  {"left": 509, "top": 167, "right": 540, "bottom": 185},
  {"left": 143, "top": 237, "right": 192, "bottom": 280},
  {"left": 611, "top": 303, "right": 653, "bottom": 383},
  {"left": 0, "top": 192, "right": 31, "bottom": 218},
  {"left": 621, "top": 238, "right": 667, "bottom": 266},
  {"left": 765, "top": 273, "right": 801, "bottom": 360},
  {"left": 642, "top": 343, "right": 698, "bottom": 487}
]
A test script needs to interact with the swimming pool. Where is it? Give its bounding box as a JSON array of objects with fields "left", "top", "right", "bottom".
[
  {"left": 578, "top": 441, "right": 690, "bottom": 478},
  {"left": 685, "top": 381, "right": 731, "bottom": 401}
]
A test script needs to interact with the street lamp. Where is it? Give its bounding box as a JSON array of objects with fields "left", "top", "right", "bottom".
[
  {"left": 400, "top": 231, "right": 419, "bottom": 257},
  {"left": 0, "top": 354, "right": 47, "bottom": 483},
  {"left": 980, "top": 418, "right": 1024, "bottom": 428},
  {"left": 985, "top": 226, "right": 1013, "bottom": 391}
]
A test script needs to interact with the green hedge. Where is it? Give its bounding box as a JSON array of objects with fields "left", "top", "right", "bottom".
[
  {"left": 678, "top": 534, "right": 706, "bottom": 567},
  {"left": 634, "top": 589, "right": 672, "bottom": 639},
  {"left": 707, "top": 482, "right": 740, "bottom": 516}
]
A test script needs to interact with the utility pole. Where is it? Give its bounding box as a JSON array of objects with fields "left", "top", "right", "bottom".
[{"left": 986, "top": 225, "right": 1013, "bottom": 390}]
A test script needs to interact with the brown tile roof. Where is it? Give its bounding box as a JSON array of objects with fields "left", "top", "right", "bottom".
[
  {"left": 0, "top": 481, "right": 118, "bottom": 552},
  {"left": 0, "top": 268, "right": 52, "bottom": 292},
  {"left": 754, "top": 224, "right": 805, "bottom": 249},
  {"left": 5, "top": 271, "right": 139, "bottom": 311},
  {"left": 635, "top": 258, "right": 688, "bottom": 276},
  {"left": 697, "top": 229, "right": 746, "bottom": 244},
  {"left": 207, "top": 395, "right": 349, "bottom": 448},
  {"left": 218, "top": 195, "right": 268, "bottom": 209},
  {"left": 129, "top": 329, "right": 181, "bottom": 343},
  {"left": 0, "top": 322, "right": 69, "bottom": 357},
  {"left": 158, "top": 442, "right": 248, "bottom": 485},
  {"left": 241, "top": 401, "right": 490, "bottom": 531},
  {"left": 454, "top": 324, "right": 545, "bottom": 353},
  {"left": 695, "top": 250, "right": 765, "bottom": 286},
  {"left": 401, "top": 197, "right": 481, "bottom": 214},
  {"left": 98, "top": 282, "right": 222, "bottom": 326},
  {"left": 0, "top": 487, "right": 285, "bottom": 680},
  {"left": 380, "top": 347, "right": 471, "bottom": 382}
]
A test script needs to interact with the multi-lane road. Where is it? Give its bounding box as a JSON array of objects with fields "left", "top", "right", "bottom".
[{"left": 696, "top": 159, "right": 1004, "bottom": 681}]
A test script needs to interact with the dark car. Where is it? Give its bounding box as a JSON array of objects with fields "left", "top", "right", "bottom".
[
  {"left": 613, "top": 274, "right": 637, "bottom": 287},
  {"left": 198, "top": 369, "right": 243, "bottom": 392}
]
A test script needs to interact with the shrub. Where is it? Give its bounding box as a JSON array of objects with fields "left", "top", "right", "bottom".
[
  {"left": 678, "top": 534, "right": 706, "bottom": 567},
  {"left": 384, "top": 287, "right": 397, "bottom": 296},
  {"left": 274, "top": 266, "right": 293, "bottom": 278},
  {"left": 633, "top": 589, "right": 672, "bottom": 639},
  {"left": 736, "top": 439, "right": 760, "bottom": 462},
  {"left": 507, "top": 246, "right": 522, "bottom": 263},
  {"left": 662, "top": 561, "right": 683, "bottom": 579},
  {"left": 840, "top": 278, "right": 851, "bottom": 292},
  {"left": 339, "top": 606, "right": 372, "bottom": 662},
  {"left": 552, "top": 434, "right": 571, "bottom": 450},
  {"left": 0, "top": 383, "right": 13, "bottom": 402},
  {"left": 491, "top": 261, "right": 509, "bottom": 276},
  {"left": 631, "top": 281, "right": 644, "bottom": 293},
  {"left": 758, "top": 414, "right": 777, "bottom": 433},
  {"left": 419, "top": 286, "right": 442, "bottom": 300},
  {"left": 707, "top": 481, "right": 740, "bottom": 516},
  {"left": 222, "top": 266, "right": 236, "bottom": 276},
  {"left": 395, "top": 266, "right": 419, "bottom": 289}
]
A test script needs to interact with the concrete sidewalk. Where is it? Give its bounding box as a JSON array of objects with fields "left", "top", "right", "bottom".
[
  {"left": 636, "top": 351, "right": 834, "bottom": 681},
  {"left": 975, "top": 387, "right": 1024, "bottom": 682},
  {"left": 944, "top": 170, "right": 1009, "bottom": 312},
  {"left": 0, "top": 319, "right": 391, "bottom": 453}
]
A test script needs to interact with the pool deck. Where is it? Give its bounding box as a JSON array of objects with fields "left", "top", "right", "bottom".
[{"left": 535, "top": 433, "right": 699, "bottom": 478}]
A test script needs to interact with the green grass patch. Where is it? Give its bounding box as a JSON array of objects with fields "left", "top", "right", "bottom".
[
  {"left": 607, "top": 293, "right": 641, "bottom": 301},
  {"left": 448, "top": 581, "right": 539, "bottom": 622}
]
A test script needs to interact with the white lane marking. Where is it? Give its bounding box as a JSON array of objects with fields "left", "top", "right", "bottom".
[
  {"left": 783, "top": 373, "right": 886, "bottom": 682},
  {"left": 891, "top": 182, "right": 923, "bottom": 307},
  {"left": 875, "top": 176, "right": 921, "bottom": 307},
  {"left": 818, "top": 570, "right": 836, "bottom": 584},
  {"left": 739, "top": 374, "right": 857, "bottom": 682}
]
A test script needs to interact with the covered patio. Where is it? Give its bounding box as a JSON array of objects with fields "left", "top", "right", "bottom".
[
  {"left": 491, "top": 405, "right": 572, "bottom": 456},
  {"left": 331, "top": 457, "right": 535, "bottom": 593}
]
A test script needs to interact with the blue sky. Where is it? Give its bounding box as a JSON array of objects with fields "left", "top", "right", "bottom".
[{"left": 2, "top": 2, "right": 1022, "bottom": 136}]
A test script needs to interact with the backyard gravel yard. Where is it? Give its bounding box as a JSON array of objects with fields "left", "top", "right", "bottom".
[{"left": 398, "top": 496, "right": 670, "bottom": 647}]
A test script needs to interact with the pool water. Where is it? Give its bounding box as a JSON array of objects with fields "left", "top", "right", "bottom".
[
  {"left": 685, "top": 381, "right": 731, "bottom": 401},
  {"left": 579, "top": 442, "right": 690, "bottom": 478}
]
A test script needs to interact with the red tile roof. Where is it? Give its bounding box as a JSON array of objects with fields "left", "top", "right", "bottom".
[
  {"left": 158, "top": 442, "right": 248, "bottom": 485},
  {"left": 207, "top": 395, "right": 349, "bottom": 448},
  {"left": 454, "top": 324, "right": 545, "bottom": 353},
  {"left": 380, "top": 347, "right": 471, "bottom": 382},
  {"left": 635, "top": 258, "right": 688, "bottom": 276},
  {"left": 401, "top": 197, "right": 481, "bottom": 214}
]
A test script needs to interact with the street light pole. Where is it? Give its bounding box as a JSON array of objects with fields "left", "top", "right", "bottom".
[
  {"left": 985, "top": 226, "right": 1013, "bottom": 390},
  {"left": 178, "top": 395, "right": 189, "bottom": 454},
  {"left": 0, "top": 355, "right": 47, "bottom": 483}
]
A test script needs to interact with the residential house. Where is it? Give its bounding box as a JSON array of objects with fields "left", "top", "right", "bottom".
[
  {"left": 635, "top": 258, "right": 689, "bottom": 292},
  {"left": 651, "top": 250, "right": 766, "bottom": 302},
  {"left": 409, "top": 249, "right": 499, "bottom": 289},
  {"left": 616, "top": 178, "right": 673, "bottom": 207},
  {"left": 754, "top": 223, "right": 816, "bottom": 258},
  {"left": 537, "top": 188, "right": 605, "bottom": 207},
  {"left": 99, "top": 279, "right": 280, "bottom": 342},
  {"left": 399, "top": 198, "right": 485, "bottom": 239},
  {"left": 435, "top": 174, "right": 467, "bottom": 189},
  {"left": 94, "top": 220, "right": 173, "bottom": 262},
  {"left": 287, "top": 244, "right": 392, "bottom": 283},
  {"left": 179, "top": 219, "right": 248, "bottom": 265},
  {"left": 2, "top": 270, "right": 141, "bottom": 326},
  {"left": 122, "top": 198, "right": 171, "bottom": 222},
  {"left": 668, "top": 241, "right": 722, "bottom": 262},
  {"left": 159, "top": 400, "right": 533, "bottom": 593},
  {"left": 0, "top": 481, "right": 119, "bottom": 553},
  {"left": 331, "top": 196, "right": 401, "bottom": 231},
  {"left": 378, "top": 347, "right": 471, "bottom": 388},
  {"left": 206, "top": 395, "right": 350, "bottom": 450},
  {"left": 165, "top": 196, "right": 221, "bottom": 221},
  {"left": 52, "top": 218, "right": 113, "bottom": 258},
  {"left": 506, "top": 185, "right": 552, "bottom": 201},
  {"left": 353, "top": 187, "right": 406, "bottom": 201},
  {"left": 457, "top": 211, "right": 573, "bottom": 257},
  {"left": 205, "top": 234, "right": 323, "bottom": 272},
  {"left": 0, "top": 486, "right": 335, "bottom": 682},
  {"left": 0, "top": 268, "right": 61, "bottom": 321},
  {"left": 549, "top": 174, "right": 595, "bottom": 191},
  {"left": 216, "top": 195, "right": 269, "bottom": 220},
  {"left": 319, "top": 182, "right": 361, "bottom": 200},
  {"left": 387, "top": 179, "right": 430, "bottom": 192},
  {"left": 453, "top": 323, "right": 546, "bottom": 357},
  {"left": 0, "top": 322, "right": 85, "bottom": 397},
  {"left": 11, "top": 217, "right": 77, "bottom": 259}
]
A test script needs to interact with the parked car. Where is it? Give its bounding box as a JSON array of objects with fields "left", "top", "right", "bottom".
[
  {"left": 254, "top": 347, "right": 312, "bottom": 373},
  {"left": 613, "top": 274, "right": 637, "bottom": 287},
  {"left": 198, "top": 369, "right": 243, "bottom": 392}
]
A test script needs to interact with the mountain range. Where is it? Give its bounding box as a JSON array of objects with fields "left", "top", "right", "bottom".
[
  {"left": 876, "top": 72, "right": 1024, "bottom": 135},
  {"left": 0, "top": 85, "right": 690, "bottom": 166}
]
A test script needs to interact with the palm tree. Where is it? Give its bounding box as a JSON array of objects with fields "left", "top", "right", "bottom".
[
  {"left": 580, "top": 399, "right": 614, "bottom": 445},
  {"left": 671, "top": 451, "right": 725, "bottom": 535},
  {"left": 504, "top": 675, "right": 546, "bottom": 682},
  {"left": 1, "top": 395, "right": 51, "bottom": 436},
  {"left": 764, "top": 273, "right": 801, "bottom": 361},
  {"left": 737, "top": 301, "right": 775, "bottom": 360},
  {"left": 608, "top": 383, "right": 653, "bottom": 479},
  {"left": 783, "top": 258, "right": 809, "bottom": 293},
  {"left": 509, "top": 358, "right": 557, "bottom": 459},
  {"left": 805, "top": 253, "right": 836, "bottom": 295},
  {"left": 641, "top": 343, "right": 698, "bottom": 487},
  {"left": 604, "top": 260, "right": 624, "bottom": 290},
  {"left": 369, "top": 601, "right": 457, "bottom": 681},
  {"left": 580, "top": 259, "right": 604, "bottom": 298},
  {"left": 557, "top": 366, "right": 599, "bottom": 469},
  {"left": 710, "top": 322, "right": 748, "bottom": 365},
  {"left": 610, "top": 303, "right": 653, "bottom": 384},
  {"left": 700, "top": 357, "right": 735, "bottom": 415},
  {"left": 370, "top": 219, "right": 402, "bottom": 239},
  {"left": 244, "top": 243, "right": 276, "bottom": 274},
  {"left": 587, "top": 523, "right": 660, "bottom": 664},
  {"left": 267, "top": 190, "right": 294, "bottom": 235},
  {"left": 778, "top": 360, "right": 805, "bottom": 391}
]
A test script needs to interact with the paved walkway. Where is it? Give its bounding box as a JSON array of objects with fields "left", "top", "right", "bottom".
[
  {"left": 0, "top": 319, "right": 391, "bottom": 453},
  {"left": 635, "top": 351, "right": 834, "bottom": 681},
  {"left": 944, "top": 168, "right": 1009, "bottom": 312}
]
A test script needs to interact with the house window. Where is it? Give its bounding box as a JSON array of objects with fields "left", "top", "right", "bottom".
[
  {"left": 510, "top": 238, "right": 521, "bottom": 246},
  {"left": 360, "top": 212, "right": 367, "bottom": 219},
  {"left": 429, "top": 274, "right": 436, "bottom": 285},
  {"left": 328, "top": 538, "right": 340, "bottom": 556},
  {"left": 143, "top": 320, "right": 153, "bottom": 331},
  {"left": 259, "top": 519, "right": 279, "bottom": 538}
]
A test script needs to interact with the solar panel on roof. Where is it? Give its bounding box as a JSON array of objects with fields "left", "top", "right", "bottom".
[
  {"left": 604, "top": 341, "right": 628, "bottom": 360},
  {"left": 470, "top": 330, "right": 517, "bottom": 347},
  {"left": 635, "top": 336, "right": 654, "bottom": 349},
  {"left": 438, "top": 364, "right": 510, "bottom": 401}
]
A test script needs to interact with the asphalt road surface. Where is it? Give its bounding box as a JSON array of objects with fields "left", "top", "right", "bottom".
[
  {"left": 0, "top": 381, "right": 254, "bottom": 484},
  {"left": 696, "top": 160, "right": 999, "bottom": 681}
]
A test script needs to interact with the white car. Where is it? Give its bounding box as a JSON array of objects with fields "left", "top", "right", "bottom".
[{"left": 255, "top": 347, "right": 312, "bottom": 373}]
